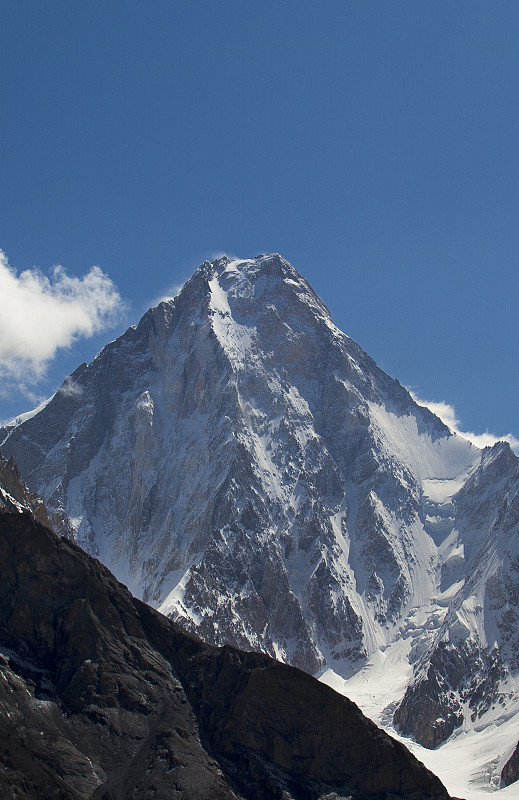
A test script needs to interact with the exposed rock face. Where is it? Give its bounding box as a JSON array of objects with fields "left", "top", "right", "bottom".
[
  {"left": 0, "top": 499, "right": 451, "bottom": 799},
  {"left": 2, "top": 253, "right": 519, "bottom": 751},
  {"left": 0, "top": 449, "right": 55, "bottom": 527},
  {"left": 502, "top": 740, "right": 519, "bottom": 786}
]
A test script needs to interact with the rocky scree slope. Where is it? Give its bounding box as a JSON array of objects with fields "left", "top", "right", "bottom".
[
  {"left": 2, "top": 254, "right": 519, "bottom": 752},
  {"left": 0, "top": 474, "right": 451, "bottom": 799}
]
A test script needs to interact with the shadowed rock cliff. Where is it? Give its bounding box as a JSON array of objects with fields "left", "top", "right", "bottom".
[
  {"left": 502, "top": 740, "right": 519, "bottom": 787},
  {"left": 0, "top": 502, "right": 452, "bottom": 799}
]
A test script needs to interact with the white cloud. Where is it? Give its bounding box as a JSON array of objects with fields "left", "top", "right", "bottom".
[
  {"left": 410, "top": 391, "right": 519, "bottom": 453},
  {"left": 58, "top": 377, "right": 83, "bottom": 399},
  {"left": 206, "top": 250, "right": 241, "bottom": 261},
  {"left": 0, "top": 249, "right": 126, "bottom": 384}
]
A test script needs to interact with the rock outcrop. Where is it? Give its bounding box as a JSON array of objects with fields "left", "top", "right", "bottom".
[
  {"left": 0, "top": 499, "right": 451, "bottom": 798},
  {"left": 0, "top": 448, "right": 71, "bottom": 535},
  {"left": 502, "top": 740, "right": 519, "bottom": 787}
]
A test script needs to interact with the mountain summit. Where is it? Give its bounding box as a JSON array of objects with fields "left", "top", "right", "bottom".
[{"left": 3, "top": 254, "right": 519, "bottom": 765}]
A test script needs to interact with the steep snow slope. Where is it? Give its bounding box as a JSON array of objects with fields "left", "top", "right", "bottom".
[{"left": 3, "top": 254, "right": 518, "bottom": 771}]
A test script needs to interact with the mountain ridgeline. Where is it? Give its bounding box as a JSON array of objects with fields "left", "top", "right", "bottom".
[{"left": 2, "top": 253, "right": 519, "bottom": 754}]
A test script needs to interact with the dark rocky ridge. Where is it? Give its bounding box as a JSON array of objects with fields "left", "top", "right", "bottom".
[
  {"left": 0, "top": 448, "right": 55, "bottom": 527},
  {"left": 502, "top": 740, "right": 519, "bottom": 787},
  {"left": 0, "top": 504, "right": 451, "bottom": 799}
]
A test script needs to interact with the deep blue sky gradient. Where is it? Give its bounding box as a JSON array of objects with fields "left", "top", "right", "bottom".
[{"left": 1, "top": 1, "right": 518, "bottom": 440}]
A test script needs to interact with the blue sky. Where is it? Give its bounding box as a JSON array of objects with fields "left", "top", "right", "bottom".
[{"left": 1, "top": 1, "right": 518, "bottom": 447}]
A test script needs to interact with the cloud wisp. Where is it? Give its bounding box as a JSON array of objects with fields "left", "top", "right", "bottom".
[
  {"left": 410, "top": 391, "right": 519, "bottom": 453},
  {"left": 0, "top": 249, "right": 126, "bottom": 386}
]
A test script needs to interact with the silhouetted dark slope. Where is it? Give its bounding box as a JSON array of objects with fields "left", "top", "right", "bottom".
[{"left": 0, "top": 505, "right": 451, "bottom": 799}]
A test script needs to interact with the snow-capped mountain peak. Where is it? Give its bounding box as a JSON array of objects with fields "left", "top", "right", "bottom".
[{"left": 2, "top": 254, "right": 519, "bottom": 798}]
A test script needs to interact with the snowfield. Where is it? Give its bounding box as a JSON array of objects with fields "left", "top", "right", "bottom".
[{"left": 323, "top": 641, "right": 519, "bottom": 799}]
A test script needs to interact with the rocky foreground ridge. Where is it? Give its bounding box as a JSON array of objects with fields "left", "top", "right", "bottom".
[
  {"left": 0, "top": 465, "right": 452, "bottom": 800},
  {"left": 2, "top": 254, "right": 519, "bottom": 755}
]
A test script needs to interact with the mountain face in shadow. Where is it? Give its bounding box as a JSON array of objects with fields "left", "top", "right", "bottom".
[{"left": 0, "top": 499, "right": 450, "bottom": 798}]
